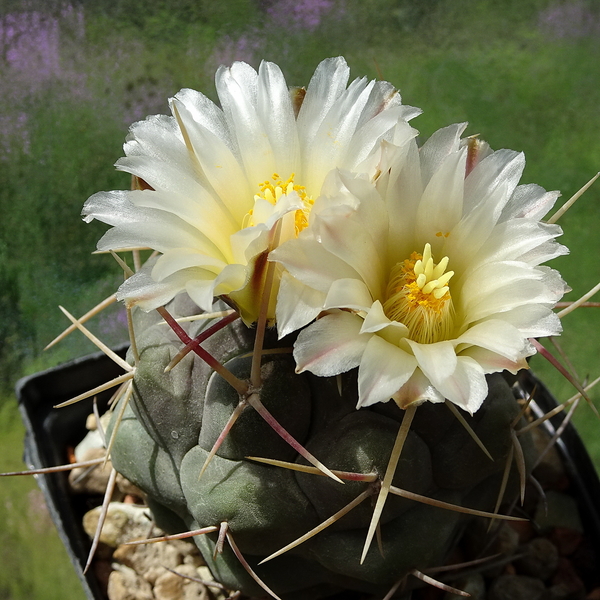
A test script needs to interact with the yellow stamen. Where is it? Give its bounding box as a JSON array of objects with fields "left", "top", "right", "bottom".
[
  {"left": 383, "top": 243, "right": 455, "bottom": 344},
  {"left": 245, "top": 173, "right": 314, "bottom": 235}
]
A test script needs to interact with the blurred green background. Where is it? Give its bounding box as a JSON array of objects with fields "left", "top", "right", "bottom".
[{"left": 1, "top": 0, "right": 599, "bottom": 597}]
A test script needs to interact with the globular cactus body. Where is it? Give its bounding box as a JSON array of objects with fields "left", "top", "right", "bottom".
[{"left": 108, "top": 298, "right": 534, "bottom": 598}]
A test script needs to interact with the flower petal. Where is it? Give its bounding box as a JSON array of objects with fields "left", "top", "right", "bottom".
[
  {"left": 343, "top": 105, "right": 410, "bottom": 172},
  {"left": 461, "top": 262, "right": 564, "bottom": 323},
  {"left": 216, "top": 62, "right": 279, "bottom": 186},
  {"left": 471, "top": 219, "right": 566, "bottom": 267},
  {"left": 384, "top": 136, "right": 423, "bottom": 262},
  {"left": 173, "top": 88, "right": 233, "bottom": 149},
  {"left": 296, "top": 57, "right": 350, "bottom": 162},
  {"left": 123, "top": 113, "right": 190, "bottom": 163},
  {"left": 85, "top": 191, "right": 224, "bottom": 258},
  {"left": 405, "top": 339, "right": 458, "bottom": 389},
  {"left": 460, "top": 346, "right": 529, "bottom": 374},
  {"left": 497, "top": 304, "right": 562, "bottom": 338},
  {"left": 324, "top": 278, "right": 373, "bottom": 312},
  {"left": 463, "top": 149, "right": 524, "bottom": 217},
  {"left": 257, "top": 60, "right": 300, "bottom": 178},
  {"left": 151, "top": 248, "right": 226, "bottom": 281},
  {"left": 118, "top": 263, "right": 206, "bottom": 311},
  {"left": 276, "top": 271, "right": 326, "bottom": 338},
  {"left": 126, "top": 188, "right": 238, "bottom": 262},
  {"left": 311, "top": 183, "right": 387, "bottom": 298},
  {"left": 393, "top": 369, "right": 445, "bottom": 409},
  {"left": 454, "top": 319, "right": 531, "bottom": 361},
  {"left": 186, "top": 278, "right": 224, "bottom": 312},
  {"left": 360, "top": 301, "right": 409, "bottom": 346},
  {"left": 302, "top": 77, "right": 378, "bottom": 193},
  {"left": 294, "top": 311, "right": 368, "bottom": 377},
  {"left": 357, "top": 335, "right": 417, "bottom": 407},
  {"left": 271, "top": 237, "right": 362, "bottom": 293},
  {"left": 433, "top": 356, "right": 488, "bottom": 415},
  {"left": 419, "top": 123, "right": 467, "bottom": 188},
  {"left": 500, "top": 183, "right": 560, "bottom": 221},
  {"left": 169, "top": 96, "right": 252, "bottom": 224},
  {"left": 416, "top": 145, "right": 467, "bottom": 243}
]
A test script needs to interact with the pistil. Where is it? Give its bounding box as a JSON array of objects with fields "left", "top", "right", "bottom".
[{"left": 383, "top": 243, "right": 455, "bottom": 344}]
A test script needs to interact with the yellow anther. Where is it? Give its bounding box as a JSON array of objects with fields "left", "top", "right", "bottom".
[{"left": 247, "top": 173, "right": 314, "bottom": 235}]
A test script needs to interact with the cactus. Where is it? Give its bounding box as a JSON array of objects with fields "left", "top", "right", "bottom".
[
  {"left": 14, "top": 55, "right": 594, "bottom": 600},
  {"left": 72, "top": 56, "right": 576, "bottom": 599},
  {"left": 105, "top": 295, "right": 536, "bottom": 598}
]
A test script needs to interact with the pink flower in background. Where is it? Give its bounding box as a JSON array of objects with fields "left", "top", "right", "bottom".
[
  {"left": 1, "top": 11, "right": 61, "bottom": 83},
  {"left": 98, "top": 306, "right": 129, "bottom": 338},
  {"left": 0, "top": 4, "right": 176, "bottom": 154}
]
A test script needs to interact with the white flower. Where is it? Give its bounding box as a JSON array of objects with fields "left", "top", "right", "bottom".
[
  {"left": 272, "top": 122, "right": 568, "bottom": 413},
  {"left": 82, "top": 57, "right": 419, "bottom": 325}
]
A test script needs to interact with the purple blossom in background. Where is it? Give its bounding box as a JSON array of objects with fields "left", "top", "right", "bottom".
[
  {"left": 0, "top": 3, "right": 88, "bottom": 158},
  {"left": 1, "top": 11, "right": 61, "bottom": 84},
  {"left": 265, "top": 0, "right": 343, "bottom": 32},
  {"left": 539, "top": 2, "right": 600, "bottom": 38},
  {"left": 0, "top": 4, "right": 86, "bottom": 98},
  {"left": 0, "top": 3, "right": 177, "bottom": 157}
]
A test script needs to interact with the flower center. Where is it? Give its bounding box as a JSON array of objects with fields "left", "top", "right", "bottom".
[
  {"left": 383, "top": 243, "right": 455, "bottom": 344},
  {"left": 245, "top": 173, "right": 314, "bottom": 235}
]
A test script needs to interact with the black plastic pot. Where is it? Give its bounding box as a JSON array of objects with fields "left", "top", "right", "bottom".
[
  {"left": 514, "top": 369, "right": 600, "bottom": 561},
  {"left": 16, "top": 346, "right": 128, "bottom": 600},
  {"left": 15, "top": 352, "right": 600, "bottom": 600}
]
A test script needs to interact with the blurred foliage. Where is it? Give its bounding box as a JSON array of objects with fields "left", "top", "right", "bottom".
[
  {"left": 82, "top": 0, "right": 261, "bottom": 37},
  {"left": 0, "top": 263, "right": 30, "bottom": 397},
  {"left": 342, "top": 0, "right": 443, "bottom": 39}
]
